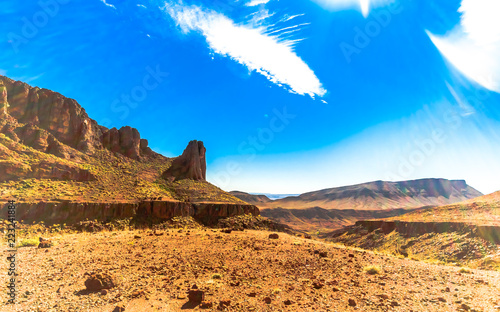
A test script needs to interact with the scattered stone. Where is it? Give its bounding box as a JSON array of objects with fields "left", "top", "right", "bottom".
[
  {"left": 112, "top": 305, "right": 125, "bottom": 312},
  {"left": 134, "top": 235, "right": 141, "bottom": 239},
  {"left": 313, "top": 281, "right": 324, "bottom": 289},
  {"left": 84, "top": 271, "right": 117, "bottom": 291},
  {"left": 131, "top": 290, "right": 144, "bottom": 298},
  {"left": 38, "top": 237, "right": 52, "bottom": 248},
  {"left": 263, "top": 297, "right": 272, "bottom": 304},
  {"left": 348, "top": 298, "right": 356, "bottom": 306},
  {"left": 319, "top": 251, "right": 328, "bottom": 258},
  {"left": 437, "top": 297, "right": 446, "bottom": 302},
  {"left": 101, "top": 289, "right": 108, "bottom": 295},
  {"left": 247, "top": 292, "right": 257, "bottom": 297},
  {"left": 229, "top": 280, "right": 240, "bottom": 286},
  {"left": 460, "top": 303, "right": 471, "bottom": 311},
  {"left": 223, "top": 229, "right": 232, "bottom": 234},
  {"left": 284, "top": 299, "right": 293, "bottom": 305},
  {"left": 348, "top": 253, "right": 355, "bottom": 258},
  {"left": 268, "top": 233, "right": 279, "bottom": 239},
  {"left": 218, "top": 299, "right": 231, "bottom": 308},
  {"left": 200, "top": 301, "right": 213, "bottom": 309},
  {"left": 304, "top": 235, "right": 312, "bottom": 239},
  {"left": 391, "top": 301, "right": 400, "bottom": 306},
  {"left": 377, "top": 294, "right": 389, "bottom": 300}
]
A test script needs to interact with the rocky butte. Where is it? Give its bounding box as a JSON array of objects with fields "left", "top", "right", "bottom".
[{"left": 0, "top": 75, "right": 258, "bottom": 225}]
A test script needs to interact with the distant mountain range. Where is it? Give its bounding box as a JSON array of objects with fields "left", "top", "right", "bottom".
[
  {"left": 231, "top": 178, "right": 482, "bottom": 210},
  {"left": 231, "top": 179, "right": 483, "bottom": 232}
]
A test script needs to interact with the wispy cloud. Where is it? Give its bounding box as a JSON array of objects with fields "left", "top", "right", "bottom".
[
  {"left": 428, "top": 0, "right": 500, "bottom": 92},
  {"left": 246, "top": 0, "right": 271, "bottom": 7},
  {"left": 311, "top": 0, "right": 394, "bottom": 17},
  {"left": 163, "top": 3, "right": 326, "bottom": 97},
  {"left": 99, "top": 0, "right": 116, "bottom": 9}
]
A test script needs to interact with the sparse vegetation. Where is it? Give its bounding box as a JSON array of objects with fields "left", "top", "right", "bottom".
[
  {"left": 211, "top": 273, "right": 222, "bottom": 279},
  {"left": 459, "top": 267, "right": 472, "bottom": 274},
  {"left": 363, "top": 265, "right": 381, "bottom": 275},
  {"left": 328, "top": 226, "right": 500, "bottom": 271},
  {"left": 17, "top": 238, "right": 39, "bottom": 247}
]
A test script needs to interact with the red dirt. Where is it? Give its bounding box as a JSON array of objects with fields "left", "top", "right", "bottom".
[{"left": 1, "top": 229, "right": 500, "bottom": 311}]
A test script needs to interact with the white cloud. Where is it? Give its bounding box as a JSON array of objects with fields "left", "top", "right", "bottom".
[
  {"left": 99, "top": 0, "right": 116, "bottom": 9},
  {"left": 164, "top": 3, "right": 326, "bottom": 97},
  {"left": 246, "top": 0, "right": 271, "bottom": 6},
  {"left": 311, "top": 0, "right": 394, "bottom": 17},
  {"left": 428, "top": 0, "right": 500, "bottom": 92}
]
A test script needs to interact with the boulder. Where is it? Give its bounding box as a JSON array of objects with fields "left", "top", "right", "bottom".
[{"left": 84, "top": 271, "right": 117, "bottom": 291}]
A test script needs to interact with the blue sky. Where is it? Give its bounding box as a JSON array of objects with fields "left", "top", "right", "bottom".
[{"left": 1, "top": 0, "right": 499, "bottom": 194}]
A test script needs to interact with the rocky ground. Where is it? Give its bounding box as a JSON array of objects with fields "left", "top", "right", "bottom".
[{"left": 2, "top": 229, "right": 500, "bottom": 312}]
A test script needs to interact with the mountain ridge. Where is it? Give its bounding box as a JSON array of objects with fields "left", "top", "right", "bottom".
[{"left": 233, "top": 178, "right": 482, "bottom": 210}]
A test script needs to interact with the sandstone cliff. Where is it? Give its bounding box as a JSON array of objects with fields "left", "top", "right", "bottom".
[
  {"left": 0, "top": 75, "right": 154, "bottom": 160},
  {"left": 0, "top": 200, "right": 259, "bottom": 226}
]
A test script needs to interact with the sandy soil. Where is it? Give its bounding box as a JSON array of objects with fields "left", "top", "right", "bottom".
[{"left": 2, "top": 229, "right": 500, "bottom": 311}]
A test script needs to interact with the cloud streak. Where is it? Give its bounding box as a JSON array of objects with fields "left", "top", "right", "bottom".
[
  {"left": 163, "top": 3, "right": 326, "bottom": 97},
  {"left": 428, "top": 0, "right": 500, "bottom": 93},
  {"left": 99, "top": 0, "right": 116, "bottom": 9},
  {"left": 246, "top": 0, "right": 271, "bottom": 7},
  {"left": 311, "top": 0, "right": 394, "bottom": 17}
]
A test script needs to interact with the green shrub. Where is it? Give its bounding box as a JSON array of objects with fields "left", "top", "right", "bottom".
[
  {"left": 18, "top": 238, "right": 39, "bottom": 247},
  {"left": 363, "top": 265, "right": 381, "bottom": 275},
  {"left": 459, "top": 267, "right": 472, "bottom": 274},
  {"left": 211, "top": 273, "right": 222, "bottom": 279}
]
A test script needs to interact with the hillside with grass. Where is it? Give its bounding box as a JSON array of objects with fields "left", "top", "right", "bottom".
[
  {"left": 385, "top": 191, "right": 500, "bottom": 225},
  {"left": 0, "top": 75, "right": 244, "bottom": 205},
  {"left": 324, "top": 190, "right": 500, "bottom": 271}
]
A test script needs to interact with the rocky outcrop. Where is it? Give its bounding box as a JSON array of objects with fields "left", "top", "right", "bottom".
[
  {"left": 1, "top": 200, "right": 259, "bottom": 226},
  {"left": 0, "top": 82, "right": 8, "bottom": 117},
  {"left": 101, "top": 126, "right": 153, "bottom": 159},
  {"left": 137, "top": 201, "right": 259, "bottom": 225},
  {"left": 0, "top": 75, "right": 155, "bottom": 160},
  {"left": 0, "top": 160, "right": 96, "bottom": 182},
  {"left": 6, "top": 202, "right": 139, "bottom": 225},
  {"left": 162, "top": 140, "right": 206, "bottom": 181}
]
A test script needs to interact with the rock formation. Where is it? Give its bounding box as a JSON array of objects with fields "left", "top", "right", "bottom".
[
  {"left": 0, "top": 75, "right": 154, "bottom": 160},
  {"left": 162, "top": 140, "right": 206, "bottom": 181},
  {"left": 101, "top": 126, "right": 153, "bottom": 159},
  {"left": 0, "top": 82, "right": 8, "bottom": 117}
]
